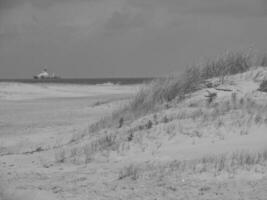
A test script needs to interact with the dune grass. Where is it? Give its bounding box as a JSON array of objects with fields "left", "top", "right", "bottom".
[
  {"left": 118, "top": 149, "right": 267, "bottom": 180},
  {"left": 88, "top": 67, "right": 201, "bottom": 133},
  {"left": 258, "top": 80, "right": 267, "bottom": 92},
  {"left": 88, "top": 49, "right": 257, "bottom": 133},
  {"left": 201, "top": 50, "right": 253, "bottom": 80},
  {"left": 63, "top": 92, "right": 267, "bottom": 165},
  {"left": 258, "top": 53, "right": 267, "bottom": 67}
]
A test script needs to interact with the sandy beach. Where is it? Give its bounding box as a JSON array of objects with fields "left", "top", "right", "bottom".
[
  {"left": 1, "top": 68, "right": 267, "bottom": 200},
  {"left": 0, "top": 82, "right": 139, "bottom": 151},
  {"left": 0, "top": 83, "right": 139, "bottom": 199}
]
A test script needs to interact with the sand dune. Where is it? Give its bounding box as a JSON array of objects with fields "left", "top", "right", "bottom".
[{"left": 1, "top": 68, "right": 267, "bottom": 200}]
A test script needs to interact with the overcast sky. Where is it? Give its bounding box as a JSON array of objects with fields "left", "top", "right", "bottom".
[{"left": 1, "top": 0, "right": 267, "bottom": 78}]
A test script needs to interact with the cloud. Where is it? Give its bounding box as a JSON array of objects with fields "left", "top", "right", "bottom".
[
  {"left": 127, "top": 0, "right": 267, "bottom": 18},
  {"left": 189, "top": 0, "right": 267, "bottom": 18},
  {"left": 2, "top": 0, "right": 267, "bottom": 16},
  {"left": 1, "top": 0, "right": 267, "bottom": 44},
  {"left": 0, "top": 31, "right": 19, "bottom": 42},
  {"left": 0, "top": 0, "right": 119, "bottom": 41},
  {"left": 103, "top": 7, "right": 146, "bottom": 35},
  {"left": 0, "top": 0, "right": 111, "bottom": 12},
  {"left": 0, "top": 0, "right": 22, "bottom": 10},
  {"left": 100, "top": 0, "right": 267, "bottom": 36},
  {"left": 1, "top": 0, "right": 267, "bottom": 79},
  {"left": 0, "top": 0, "right": 74, "bottom": 10}
]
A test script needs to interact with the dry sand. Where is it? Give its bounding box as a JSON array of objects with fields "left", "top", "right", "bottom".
[
  {"left": 1, "top": 69, "right": 267, "bottom": 200},
  {"left": 0, "top": 83, "right": 138, "bottom": 199}
]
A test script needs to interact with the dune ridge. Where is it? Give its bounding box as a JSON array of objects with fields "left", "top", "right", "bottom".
[{"left": 1, "top": 50, "right": 267, "bottom": 200}]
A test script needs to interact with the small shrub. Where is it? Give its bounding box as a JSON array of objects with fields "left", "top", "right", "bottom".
[
  {"left": 97, "top": 134, "right": 117, "bottom": 150},
  {"left": 127, "top": 132, "right": 134, "bottom": 141},
  {"left": 83, "top": 144, "right": 93, "bottom": 163},
  {"left": 240, "top": 130, "right": 248, "bottom": 136},
  {"left": 215, "top": 155, "right": 227, "bottom": 172},
  {"left": 146, "top": 120, "right": 153, "bottom": 129},
  {"left": 216, "top": 118, "right": 224, "bottom": 127},
  {"left": 55, "top": 149, "right": 66, "bottom": 163},
  {"left": 88, "top": 117, "right": 109, "bottom": 133},
  {"left": 239, "top": 98, "right": 245, "bottom": 107},
  {"left": 231, "top": 92, "right": 237, "bottom": 108},
  {"left": 118, "top": 164, "right": 140, "bottom": 180},
  {"left": 258, "top": 80, "right": 267, "bottom": 92},
  {"left": 254, "top": 113, "right": 262, "bottom": 124},
  {"left": 118, "top": 117, "right": 124, "bottom": 128},
  {"left": 66, "top": 133, "right": 123, "bottom": 164},
  {"left": 70, "top": 147, "right": 78, "bottom": 158},
  {"left": 205, "top": 91, "right": 217, "bottom": 105},
  {"left": 161, "top": 115, "right": 169, "bottom": 123}
]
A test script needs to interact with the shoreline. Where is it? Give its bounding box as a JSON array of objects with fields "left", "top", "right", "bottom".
[
  {"left": 0, "top": 82, "right": 140, "bottom": 101},
  {"left": 0, "top": 77, "right": 153, "bottom": 85}
]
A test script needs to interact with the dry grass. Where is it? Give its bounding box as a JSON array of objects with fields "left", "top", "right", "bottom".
[
  {"left": 112, "top": 95, "right": 267, "bottom": 179},
  {"left": 88, "top": 50, "right": 258, "bottom": 134},
  {"left": 257, "top": 53, "right": 267, "bottom": 67},
  {"left": 118, "top": 149, "right": 267, "bottom": 180},
  {"left": 155, "top": 94, "right": 267, "bottom": 136},
  {"left": 54, "top": 149, "right": 66, "bottom": 163},
  {"left": 88, "top": 67, "right": 203, "bottom": 133},
  {"left": 56, "top": 133, "right": 120, "bottom": 164},
  {"left": 62, "top": 50, "right": 267, "bottom": 165},
  {"left": 258, "top": 80, "right": 267, "bottom": 92},
  {"left": 69, "top": 93, "right": 266, "bottom": 164},
  {"left": 118, "top": 164, "right": 140, "bottom": 180},
  {"left": 201, "top": 50, "right": 253, "bottom": 81},
  {"left": 81, "top": 134, "right": 118, "bottom": 163}
]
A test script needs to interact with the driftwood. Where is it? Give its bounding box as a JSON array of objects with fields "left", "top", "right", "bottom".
[
  {"left": 215, "top": 88, "right": 233, "bottom": 92},
  {"left": 24, "top": 147, "right": 44, "bottom": 155}
]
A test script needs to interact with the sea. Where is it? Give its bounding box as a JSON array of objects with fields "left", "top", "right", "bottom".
[{"left": 0, "top": 78, "right": 153, "bottom": 85}]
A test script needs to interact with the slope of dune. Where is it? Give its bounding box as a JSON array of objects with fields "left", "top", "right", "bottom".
[{"left": 1, "top": 67, "right": 267, "bottom": 200}]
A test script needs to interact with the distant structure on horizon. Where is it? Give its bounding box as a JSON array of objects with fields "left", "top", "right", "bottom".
[{"left": 33, "top": 67, "right": 61, "bottom": 79}]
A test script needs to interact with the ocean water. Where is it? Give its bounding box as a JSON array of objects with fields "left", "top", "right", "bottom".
[{"left": 0, "top": 78, "right": 153, "bottom": 85}]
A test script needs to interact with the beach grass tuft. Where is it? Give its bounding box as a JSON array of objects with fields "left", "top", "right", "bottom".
[
  {"left": 118, "top": 149, "right": 267, "bottom": 180},
  {"left": 258, "top": 80, "right": 267, "bottom": 92}
]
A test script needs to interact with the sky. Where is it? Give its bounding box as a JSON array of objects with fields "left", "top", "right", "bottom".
[{"left": 1, "top": 0, "right": 267, "bottom": 78}]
